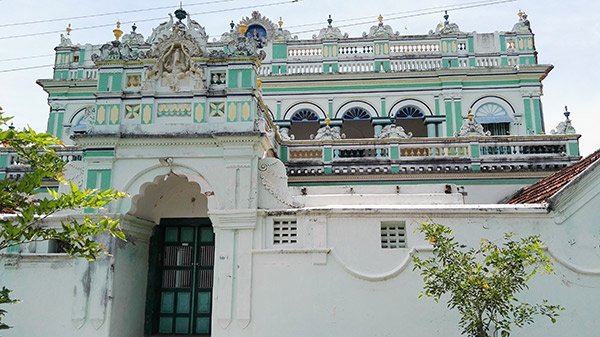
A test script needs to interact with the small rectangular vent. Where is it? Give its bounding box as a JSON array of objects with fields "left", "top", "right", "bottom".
[
  {"left": 381, "top": 222, "right": 406, "bottom": 249},
  {"left": 273, "top": 219, "right": 298, "bottom": 245}
]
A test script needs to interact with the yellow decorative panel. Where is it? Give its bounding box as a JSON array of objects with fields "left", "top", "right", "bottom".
[
  {"left": 110, "top": 105, "right": 119, "bottom": 124},
  {"left": 96, "top": 106, "right": 106, "bottom": 125},
  {"left": 241, "top": 102, "right": 251, "bottom": 121},
  {"left": 142, "top": 105, "right": 152, "bottom": 124},
  {"left": 227, "top": 102, "right": 237, "bottom": 122},
  {"left": 384, "top": 44, "right": 389, "bottom": 55},
  {"left": 375, "top": 44, "right": 381, "bottom": 55},
  {"left": 323, "top": 46, "right": 329, "bottom": 58},
  {"left": 194, "top": 104, "right": 205, "bottom": 123}
]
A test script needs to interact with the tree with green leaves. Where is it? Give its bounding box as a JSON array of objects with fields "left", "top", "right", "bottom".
[
  {"left": 412, "top": 222, "right": 563, "bottom": 337},
  {"left": 0, "top": 112, "right": 126, "bottom": 329}
]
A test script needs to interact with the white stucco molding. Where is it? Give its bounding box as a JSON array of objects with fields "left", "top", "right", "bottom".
[
  {"left": 330, "top": 247, "right": 432, "bottom": 282},
  {"left": 208, "top": 209, "right": 258, "bottom": 229}
]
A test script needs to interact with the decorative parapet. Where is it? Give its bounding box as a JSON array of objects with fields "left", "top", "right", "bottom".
[
  {"left": 430, "top": 11, "right": 463, "bottom": 35},
  {"left": 551, "top": 106, "right": 577, "bottom": 135},
  {"left": 313, "top": 15, "right": 348, "bottom": 40},
  {"left": 512, "top": 10, "right": 532, "bottom": 34},
  {"left": 121, "top": 23, "right": 145, "bottom": 45},
  {"left": 365, "top": 15, "right": 398, "bottom": 39},
  {"left": 280, "top": 134, "right": 581, "bottom": 177}
]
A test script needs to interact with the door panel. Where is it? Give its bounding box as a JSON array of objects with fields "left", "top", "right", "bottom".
[{"left": 147, "top": 219, "right": 214, "bottom": 336}]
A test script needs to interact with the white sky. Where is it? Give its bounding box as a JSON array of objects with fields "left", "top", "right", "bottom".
[{"left": 0, "top": 0, "right": 598, "bottom": 155}]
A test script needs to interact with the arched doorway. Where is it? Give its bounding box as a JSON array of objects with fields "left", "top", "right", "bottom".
[{"left": 129, "top": 174, "right": 215, "bottom": 336}]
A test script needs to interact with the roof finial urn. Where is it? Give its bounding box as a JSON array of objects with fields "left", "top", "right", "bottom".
[
  {"left": 113, "top": 21, "right": 123, "bottom": 41},
  {"left": 564, "top": 106, "right": 571, "bottom": 120},
  {"left": 378, "top": 14, "right": 384, "bottom": 25},
  {"left": 238, "top": 21, "right": 248, "bottom": 35},
  {"left": 174, "top": 2, "right": 188, "bottom": 22},
  {"left": 444, "top": 10, "right": 450, "bottom": 23},
  {"left": 66, "top": 23, "right": 72, "bottom": 36},
  {"left": 278, "top": 17, "right": 284, "bottom": 29},
  {"left": 327, "top": 14, "right": 333, "bottom": 27}
]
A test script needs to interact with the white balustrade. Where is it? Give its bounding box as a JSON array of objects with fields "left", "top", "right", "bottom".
[
  {"left": 476, "top": 57, "right": 500, "bottom": 67},
  {"left": 339, "top": 61, "right": 374, "bottom": 73},
  {"left": 338, "top": 44, "right": 373, "bottom": 57},
  {"left": 287, "top": 63, "right": 323, "bottom": 75},
  {"left": 390, "top": 59, "right": 441, "bottom": 71},
  {"left": 258, "top": 65, "right": 272, "bottom": 76},
  {"left": 390, "top": 43, "right": 440, "bottom": 54},
  {"left": 288, "top": 47, "right": 322, "bottom": 58},
  {"left": 84, "top": 69, "right": 97, "bottom": 80}
]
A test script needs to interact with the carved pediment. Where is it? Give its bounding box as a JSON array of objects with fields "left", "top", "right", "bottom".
[{"left": 143, "top": 14, "right": 208, "bottom": 92}]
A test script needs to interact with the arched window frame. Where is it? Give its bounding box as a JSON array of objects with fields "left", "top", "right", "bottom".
[
  {"left": 342, "top": 107, "right": 372, "bottom": 120},
  {"left": 334, "top": 101, "right": 378, "bottom": 119},
  {"left": 290, "top": 109, "right": 319, "bottom": 122},
  {"left": 470, "top": 96, "right": 516, "bottom": 136},
  {"left": 395, "top": 105, "right": 425, "bottom": 119},
  {"left": 283, "top": 102, "right": 326, "bottom": 121},
  {"left": 388, "top": 99, "right": 432, "bottom": 118}
]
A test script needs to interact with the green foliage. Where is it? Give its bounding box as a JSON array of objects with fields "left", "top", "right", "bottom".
[
  {"left": 0, "top": 287, "right": 18, "bottom": 330},
  {"left": 0, "top": 114, "right": 126, "bottom": 327},
  {"left": 412, "top": 222, "right": 563, "bottom": 337}
]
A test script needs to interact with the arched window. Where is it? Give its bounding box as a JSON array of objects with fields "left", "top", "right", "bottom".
[
  {"left": 291, "top": 109, "right": 319, "bottom": 122},
  {"left": 475, "top": 103, "right": 512, "bottom": 136},
  {"left": 290, "top": 109, "right": 320, "bottom": 140},
  {"left": 395, "top": 105, "right": 424, "bottom": 119},
  {"left": 395, "top": 105, "right": 427, "bottom": 137},
  {"left": 245, "top": 24, "right": 267, "bottom": 40},
  {"left": 342, "top": 107, "right": 371, "bottom": 120},
  {"left": 342, "top": 107, "right": 373, "bottom": 138}
]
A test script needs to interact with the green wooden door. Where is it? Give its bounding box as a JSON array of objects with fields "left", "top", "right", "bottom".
[{"left": 147, "top": 219, "right": 215, "bottom": 336}]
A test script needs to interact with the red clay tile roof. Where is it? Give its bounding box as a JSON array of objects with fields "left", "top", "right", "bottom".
[{"left": 507, "top": 148, "right": 600, "bottom": 204}]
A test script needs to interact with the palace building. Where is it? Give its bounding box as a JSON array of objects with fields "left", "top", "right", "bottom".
[{"left": 1, "top": 7, "right": 599, "bottom": 337}]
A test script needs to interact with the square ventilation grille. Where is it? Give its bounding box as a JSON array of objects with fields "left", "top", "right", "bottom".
[
  {"left": 381, "top": 222, "right": 406, "bottom": 249},
  {"left": 273, "top": 219, "right": 298, "bottom": 245}
]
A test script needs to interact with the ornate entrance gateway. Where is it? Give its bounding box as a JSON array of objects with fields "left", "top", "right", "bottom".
[{"left": 145, "top": 218, "right": 215, "bottom": 336}]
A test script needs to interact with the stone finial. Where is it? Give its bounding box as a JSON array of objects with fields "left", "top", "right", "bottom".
[
  {"left": 132, "top": 23, "right": 137, "bottom": 32},
  {"left": 378, "top": 14, "right": 384, "bottom": 24},
  {"left": 278, "top": 17, "right": 284, "bottom": 29},
  {"left": 327, "top": 14, "right": 333, "bottom": 27},
  {"left": 551, "top": 106, "right": 577, "bottom": 135},
  {"left": 66, "top": 23, "right": 72, "bottom": 36},
  {"left": 113, "top": 21, "right": 123, "bottom": 41},
  {"left": 230, "top": 20, "right": 235, "bottom": 31},
  {"left": 431, "top": 10, "right": 462, "bottom": 35},
  {"left": 174, "top": 2, "right": 187, "bottom": 22},
  {"left": 512, "top": 10, "right": 531, "bottom": 33}
]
